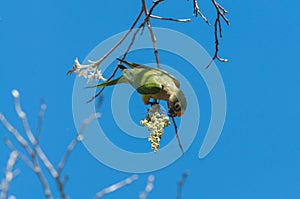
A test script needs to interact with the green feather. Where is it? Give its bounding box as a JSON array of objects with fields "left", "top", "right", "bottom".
[{"left": 87, "top": 76, "right": 126, "bottom": 88}]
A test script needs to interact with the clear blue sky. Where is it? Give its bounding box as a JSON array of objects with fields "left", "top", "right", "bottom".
[{"left": 1, "top": 0, "right": 300, "bottom": 198}]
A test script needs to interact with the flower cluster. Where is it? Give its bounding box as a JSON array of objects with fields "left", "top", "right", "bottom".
[
  {"left": 72, "top": 58, "right": 106, "bottom": 83},
  {"left": 140, "top": 104, "right": 171, "bottom": 153}
]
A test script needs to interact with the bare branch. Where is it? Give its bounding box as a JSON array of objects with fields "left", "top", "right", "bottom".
[
  {"left": 67, "top": 8, "right": 144, "bottom": 76},
  {"left": 193, "top": 0, "right": 210, "bottom": 25},
  {"left": 0, "top": 113, "right": 53, "bottom": 199},
  {"left": 88, "top": 0, "right": 165, "bottom": 102},
  {"left": 1, "top": 91, "right": 103, "bottom": 199},
  {"left": 57, "top": 113, "right": 101, "bottom": 175},
  {"left": 0, "top": 90, "right": 54, "bottom": 199},
  {"left": 150, "top": 15, "right": 190, "bottom": 23},
  {"left": 212, "top": 0, "right": 229, "bottom": 25},
  {"left": 12, "top": 90, "right": 58, "bottom": 180},
  {"left": 120, "top": 1, "right": 164, "bottom": 63},
  {"left": 85, "top": 8, "right": 144, "bottom": 103},
  {"left": 93, "top": 175, "right": 138, "bottom": 199},
  {"left": 139, "top": 175, "right": 155, "bottom": 199},
  {"left": 0, "top": 151, "right": 18, "bottom": 199},
  {"left": 205, "top": 0, "right": 229, "bottom": 68},
  {"left": 4, "top": 138, "right": 34, "bottom": 170},
  {"left": 177, "top": 171, "right": 190, "bottom": 199},
  {"left": 55, "top": 113, "right": 100, "bottom": 198},
  {"left": 120, "top": 27, "right": 142, "bottom": 63},
  {"left": 141, "top": 0, "right": 162, "bottom": 69},
  {"left": 171, "top": 117, "right": 184, "bottom": 155},
  {"left": 36, "top": 99, "right": 47, "bottom": 143},
  {"left": 0, "top": 113, "right": 34, "bottom": 157}
]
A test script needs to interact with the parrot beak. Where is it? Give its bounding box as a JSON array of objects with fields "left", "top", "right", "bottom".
[
  {"left": 176, "top": 111, "right": 183, "bottom": 117},
  {"left": 167, "top": 101, "right": 185, "bottom": 117},
  {"left": 167, "top": 101, "right": 175, "bottom": 117},
  {"left": 168, "top": 110, "right": 183, "bottom": 117},
  {"left": 168, "top": 109, "right": 176, "bottom": 117},
  {"left": 168, "top": 108, "right": 184, "bottom": 117}
]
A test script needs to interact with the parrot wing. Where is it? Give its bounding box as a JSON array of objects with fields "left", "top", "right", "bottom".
[
  {"left": 136, "top": 82, "right": 162, "bottom": 94},
  {"left": 119, "top": 59, "right": 181, "bottom": 88},
  {"left": 121, "top": 67, "right": 163, "bottom": 95},
  {"left": 158, "top": 70, "right": 180, "bottom": 88}
]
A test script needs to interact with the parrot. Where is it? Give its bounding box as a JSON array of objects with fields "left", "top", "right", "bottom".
[{"left": 89, "top": 59, "right": 187, "bottom": 117}]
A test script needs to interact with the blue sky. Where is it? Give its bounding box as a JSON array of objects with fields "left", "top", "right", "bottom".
[{"left": 1, "top": 0, "right": 300, "bottom": 198}]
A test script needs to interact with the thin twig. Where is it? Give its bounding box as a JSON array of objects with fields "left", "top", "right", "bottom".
[
  {"left": 177, "top": 171, "right": 190, "bottom": 199},
  {"left": 120, "top": 27, "right": 142, "bottom": 62},
  {"left": 57, "top": 113, "right": 101, "bottom": 175},
  {"left": 0, "top": 113, "right": 34, "bottom": 157},
  {"left": 212, "top": 0, "right": 229, "bottom": 25},
  {"left": 36, "top": 99, "right": 47, "bottom": 143},
  {"left": 55, "top": 112, "right": 100, "bottom": 198},
  {"left": 0, "top": 113, "right": 53, "bottom": 199},
  {"left": 67, "top": 9, "right": 144, "bottom": 76},
  {"left": 205, "top": 0, "right": 229, "bottom": 68},
  {"left": 0, "top": 151, "right": 18, "bottom": 199},
  {"left": 139, "top": 175, "right": 155, "bottom": 199},
  {"left": 1, "top": 90, "right": 54, "bottom": 199},
  {"left": 93, "top": 175, "right": 138, "bottom": 199},
  {"left": 4, "top": 138, "right": 34, "bottom": 170},
  {"left": 12, "top": 90, "right": 58, "bottom": 179},
  {"left": 141, "top": 0, "right": 162, "bottom": 69},
  {"left": 120, "top": 0, "right": 164, "bottom": 63},
  {"left": 86, "top": 8, "right": 144, "bottom": 103},
  {"left": 193, "top": 0, "right": 210, "bottom": 25},
  {"left": 171, "top": 117, "right": 184, "bottom": 155},
  {"left": 1, "top": 91, "right": 103, "bottom": 199},
  {"left": 150, "top": 15, "right": 191, "bottom": 23}
]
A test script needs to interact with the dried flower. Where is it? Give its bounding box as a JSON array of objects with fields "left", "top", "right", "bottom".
[
  {"left": 71, "top": 58, "right": 107, "bottom": 83},
  {"left": 87, "top": 69, "right": 106, "bottom": 82}
]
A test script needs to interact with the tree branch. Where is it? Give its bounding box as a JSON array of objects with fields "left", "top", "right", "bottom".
[
  {"left": 93, "top": 175, "right": 138, "bottom": 199},
  {"left": 177, "top": 171, "right": 190, "bottom": 199},
  {"left": 171, "top": 117, "right": 184, "bottom": 155},
  {"left": 139, "top": 175, "right": 155, "bottom": 199},
  {"left": 205, "top": 0, "right": 229, "bottom": 68},
  {"left": 57, "top": 113, "right": 100, "bottom": 175},
  {"left": 0, "top": 111, "right": 53, "bottom": 199},
  {"left": 150, "top": 15, "right": 190, "bottom": 23},
  {"left": 141, "top": 0, "right": 162, "bottom": 69},
  {"left": 87, "top": 0, "right": 165, "bottom": 102},
  {"left": 36, "top": 99, "right": 47, "bottom": 143},
  {"left": 193, "top": 0, "right": 210, "bottom": 25},
  {"left": 0, "top": 151, "right": 18, "bottom": 199},
  {"left": 1, "top": 90, "right": 102, "bottom": 199},
  {"left": 4, "top": 138, "right": 34, "bottom": 170},
  {"left": 67, "top": 9, "right": 144, "bottom": 76}
]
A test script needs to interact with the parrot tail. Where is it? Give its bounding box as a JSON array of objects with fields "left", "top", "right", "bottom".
[{"left": 86, "top": 76, "right": 126, "bottom": 88}]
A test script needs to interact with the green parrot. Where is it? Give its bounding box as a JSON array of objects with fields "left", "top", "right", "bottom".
[{"left": 89, "top": 60, "right": 187, "bottom": 117}]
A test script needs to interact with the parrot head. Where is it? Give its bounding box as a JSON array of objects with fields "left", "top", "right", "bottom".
[{"left": 167, "top": 90, "right": 187, "bottom": 117}]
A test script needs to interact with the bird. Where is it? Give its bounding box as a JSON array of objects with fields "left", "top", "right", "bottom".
[{"left": 88, "top": 59, "right": 187, "bottom": 117}]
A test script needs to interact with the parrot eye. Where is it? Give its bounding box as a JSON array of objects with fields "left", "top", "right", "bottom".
[{"left": 174, "top": 103, "right": 181, "bottom": 111}]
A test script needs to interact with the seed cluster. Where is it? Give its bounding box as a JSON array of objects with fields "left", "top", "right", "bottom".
[{"left": 141, "top": 105, "right": 170, "bottom": 153}]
